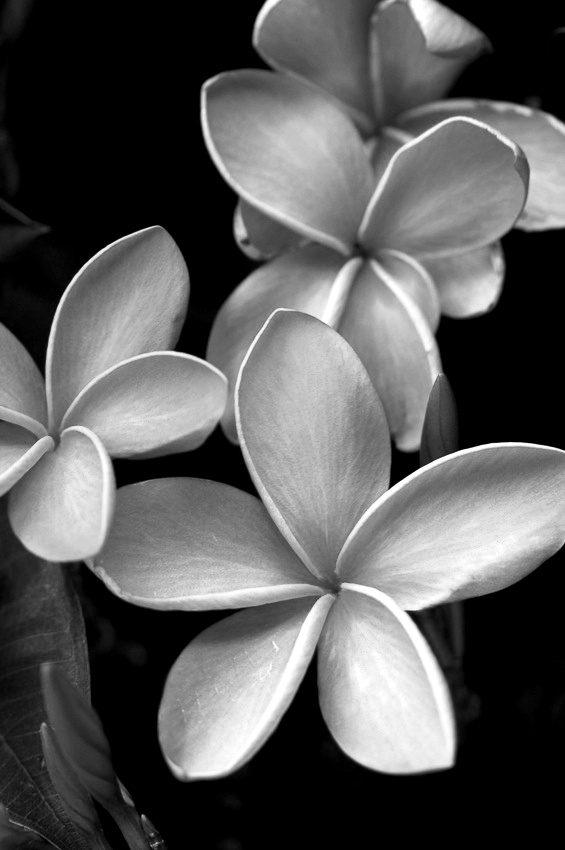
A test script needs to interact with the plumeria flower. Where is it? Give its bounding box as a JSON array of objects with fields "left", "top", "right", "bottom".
[
  {"left": 253, "top": 0, "right": 565, "bottom": 232},
  {"left": 0, "top": 226, "right": 227, "bottom": 562},
  {"left": 90, "top": 310, "right": 565, "bottom": 779},
  {"left": 202, "top": 69, "right": 528, "bottom": 449}
]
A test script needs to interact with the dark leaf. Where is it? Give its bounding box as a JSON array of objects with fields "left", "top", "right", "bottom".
[{"left": 419, "top": 372, "right": 459, "bottom": 467}]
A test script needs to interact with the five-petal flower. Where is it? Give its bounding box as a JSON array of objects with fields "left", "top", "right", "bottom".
[
  {"left": 91, "top": 310, "right": 565, "bottom": 778},
  {"left": 0, "top": 226, "right": 227, "bottom": 562}
]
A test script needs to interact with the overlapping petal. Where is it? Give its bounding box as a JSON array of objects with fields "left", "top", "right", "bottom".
[
  {"left": 0, "top": 423, "right": 53, "bottom": 497},
  {"left": 337, "top": 444, "right": 565, "bottom": 610},
  {"left": 337, "top": 260, "right": 441, "bottom": 452},
  {"left": 236, "top": 310, "right": 391, "bottom": 581},
  {"left": 46, "top": 226, "right": 189, "bottom": 430},
  {"left": 234, "top": 199, "right": 305, "bottom": 261},
  {"left": 202, "top": 70, "right": 374, "bottom": 254},
  {"left": 0, "top": 323, "right": 47, "bottom": 434},
  {"left": 60, "top": 352, "right": 227, "bottom": 459},
  {"left": 420, "top": 243, "right": 505, "bottom": 318},
  {"left": 359, "top": 118, "right": 528, "bottom": 257},
  {"left": 318, "top": 583, "right": 455, "bottom": 773},
  {"left": 397, "top": 99, "right": 565, "bottom": 231},
  {"left": 91, "top": 478, "right": 325, "bottom": 610},
  {"left": 159, "top": 595, "right": 335, "bottom": 779},
  {"left": 8, "top": 426, "right": 115, "bottom": 562}
]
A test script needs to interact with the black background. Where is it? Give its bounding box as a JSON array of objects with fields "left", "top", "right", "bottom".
[{"left": 2, "top": 1, "right": 565, "bottom": 847}]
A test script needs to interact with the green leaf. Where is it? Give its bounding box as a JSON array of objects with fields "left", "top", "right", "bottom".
[
  {"left": 0, "top": 497, "right": 90, "bottom": 850},
  {"left": 419, "top": 372, "right": 459, "bottom": 467}
]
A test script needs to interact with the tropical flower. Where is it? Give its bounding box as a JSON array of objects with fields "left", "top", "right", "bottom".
[
  {"left": 91, "top": 310, "right": 565, "bottom": 779},
  {"left": 202, "top": 69, "right": 528, "bottom": 449},
  {"left": 253, "top": 0, "right": 565, "bottom": 232},
  {"left": 0, "top": 226, "right": 227, "bottom": 562}
]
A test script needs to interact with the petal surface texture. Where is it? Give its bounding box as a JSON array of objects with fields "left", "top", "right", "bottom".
[
  {"left": 8, "top": 426, "right": 115, "bottom": 562},
  {"left": 360, "top": 118, "right": 528, "bottom": 257},
  {"left": 0, "top": 323, "right": 47, "bottom": 433},
  {"left": 61, "top": 352, "right": 227, "bottom": 459},
  {"left": 0, "top": 423, "right": 53, "bottom": 497},
  {"left": 234, "top": 199, "right": 305, "bottom": 261},
  {"left": 159, "top": 595, "right": 335, "bottom": 779},
  {"left": 338, "top": 444, "right": 565, "bottom": 610},
  {"left": 202, "top": 70, "right": 374, "bottom": 253},
  {"left": 420, "top": 243, "right": 505, "bottom": 318},
  {"left": 236, "top": 311, "right": 391, "bottom": 582},
  {"left": 318, "top": 584, "right": 455, "bottom": 773},
  {"left": 337, "top": 260, "right": 440, "bottom": 452},
  {"left": 397, "top": 99, "right": 565, "bottom": 231},
  {"left": 92, "top": 478, "right": 324, "bottom": 610},
  {"left": 46, "top": 227, "right": 189, "bottom": 429}
]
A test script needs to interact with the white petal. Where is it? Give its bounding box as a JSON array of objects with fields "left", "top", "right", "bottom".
[
  {"left": 420, "top": 243, "right": 505, "bottom": 318},
  {"left": 0, "top": 323, "right": 47, "bottom": 434},
  {"left": 0, "top": 422, "right": 54, "bottom": 497}
]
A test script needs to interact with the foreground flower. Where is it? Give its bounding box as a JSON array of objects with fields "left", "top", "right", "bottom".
[
  {"left": 91, "top": 311, "right": 565, "bottom": 778},
  {"left": 253, "top": 0, "right": 565, "bottom": 231},
  {"left": 203, "top": 69, "right": 528, "bottom": 449},
  {"left": 0, "top": 226, "right": 227, "bottom": 561}
]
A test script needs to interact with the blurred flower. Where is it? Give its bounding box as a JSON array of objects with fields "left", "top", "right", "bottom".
[
  {"left": 91, "top": 310, "right": 565, "bottom": 779},
  {"left": 203, "top": 70, "right": 527, "bottom": 449},
  {"left": 0, "top": 226, "right": 227, "bottom": 562}
]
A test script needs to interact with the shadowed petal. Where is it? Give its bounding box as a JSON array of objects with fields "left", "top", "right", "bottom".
[
  {"left": 234, "top": 199, "right": 305, "bottom": 261},
  {"left": 46, "top": 227, "right": 189, "bottom": 430},
  {"left": 254, "top": 0, "right": 377, "bottom": 133},
  {"left": 419, "top": 373, "right": 459, "bottom": 467},
  {"left": 60, "top": 352, "right": 227, "bottom": 459},
  {"left": 318, "top": 584, "right": 455, "bottom": 773},
  {"left": 0, "top": 323, "right": 47, "bottom": 434},
  {"left": 397, "top": 99, "right": 565, "bottom": 230},
  {"left": 207, "top": 245, "right": 355, "bottom": 443},
  {"left": 8, "top": 426, "right": 115, "bottom": 562},
  {"left": 337, "top": 260, "right": 441, "bottom": 452},
  {"left": 202, "top": 70, "right": 374, "bottom": 254},
  {"left": 420, "top": 243, "right": 505, "bottom": 318},
  {"left": 159, "top": 595, "right": 335, "bottom": 779},
  {"left": 379, "top": 249, "right": 441, "bottom": 330},
  {"left": 91, "top": 478, "right": 324, "bottom": 610},
  {"left": 237, "top": 310, "right": 391, "bottom": 582},
  {"left": 0, "top": 422, "right": 54, "bottom": 497},
  {"left": 338, "top": 444, "right": 565, "bottom": 610},
  {"left": 360, "top": 118, "right": 528, "bottom": 257}
]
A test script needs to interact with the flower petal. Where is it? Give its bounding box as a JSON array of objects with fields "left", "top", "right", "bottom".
[
  {"left": 372, "top": 0, "right": 490, "bottom": 124},
  {"left": 379, "top": 248, "right": 441, "bottom": 330},
  {"left": 317, "top": 583, "right": 455, "bottom": 773},
  {"left": 419, "top": 373, "right": 459, "bottom": 467},
  {"left": 91, "top": 478, "right": 324, "bottom": 610},
  {"left": 420, "top": 242, "right": 505, "bottom": 318},
  {"left": 60, "top": 352, "right": 227, "bottom": 459},
  {"left": 208, "top": 245, "right": 356, "bottom": 443},
  {"left": 0, "top": 323, "right": 47, "bottom": 434},
  {"left": 8, "top": 426, "right": 115, "bottom": 562},
  {"left": 337, "top": 259, "right": 441, "bottom": 452},
  {"left": 359, "top": 118, "right": 528, "bottom": 257},
  {"left": 337, "top": 443, "right": 565, "bottom": 610},
  {"left": 46, "top": 227, "right": 189, "bottom": 430},
  {"left": 236, "top": 310, "right": 391, "bottom": 582},
  {"left": 397, "top": 99, "right": 565, "bottom": 231},
  {"left": 0, "top": 422, "right": 54, "bottom": 497},
  {"left": 234, "top": 199, "right": 305, "bottom": 261},
  {"left": 202, "top": 70, "right": 374, "bottom": 254},
  {"left": 159, "top": 594, "right": 335, "bottom": 779},
  {"left": 254, "top": 0, "right": 377, "bottom": 134}
]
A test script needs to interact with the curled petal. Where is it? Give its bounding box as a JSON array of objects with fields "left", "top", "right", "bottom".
[
  {"left": 159, "top": 595, "right": 335, "bottom": 779},
  {"left": 419, "top": 373, "right": 459, "bottom": 467},
  {"left": 91, "top": 478, "right": 324, "bottom": 610},
  {"left": 338, "top": 444, "right": 565, "bottom": 610},
  {"left": 379, "top": 249, "right": 441, "bottom": 330},
  {"left": 0, "top": 422, "right": 54, "bottom": 497},
  {"left": 420, "top": 243, "right": 505, "bottom": 318},
  {"left": 360, "top": 118, "right": 528, "bottom": 257},
  {"left": 337, "top": 259, "right": 441, "bottom": 452},
  {"left": 234, "top": 199, "right": 305, "bottom": 261},
  {"left": 46, "top": 227, "right": 189, "bottom": 430},
  {"left": 202, "top": 70, "right": 374, "bottom": 254},
  {"left": 0, "top": 323, "right": 47, "bottom": 434},
  {"left": 61, "top": 352, "right": 227, "bottom": 459},
  {"left": 207, "top": 245, "right": 354, "bottom": 443},
  {"left": 236, "top": 310, "right": 391, "bottom": 582},
  {"left": 318, "top": 584, "right": 455, "bottom": 773},
  {"left": 8, "top": 426, "right": 115, "bottom": 562}
]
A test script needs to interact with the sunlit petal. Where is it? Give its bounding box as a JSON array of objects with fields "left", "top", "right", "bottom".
[
  {"left": 379, "top": 248, "right": 441, "bottom": 330},
  {"left": 420, "top": 243, "right": 505, "bottom": 318},
  {"left": 8, "top": 426, "right": 115, "bottom": 562},
  {"left": 46, "top": 227, "right": 189, "bottom": 430},
  {"left": 234, "top": 199, "right": 305, "bottom": 261},
  {"left": 318, "top": 584, "right": 455, "bottom": 773},
  {"left": 338, "top": 444, "right": 565, "bottom": 610},
  {"left": 0, "top": 422, "right": 54, "bottom": 497},
  {"left": 202, "top": 70, "right": 374, "bottom": 254},
  {"left": 60, "top": 352, "right": 227, "bottom": 459},
  {"left": 0, "top": 323, "right": 47, "bottom": 434},
  {"left": 91, "top": 478, "right": 324, "bottom": 610},
  {"left": 237, "top": 310, "right": 391, "bottom": 581},
  {"left": 159, "top": 595, "right": 335, "bottom": 779}
]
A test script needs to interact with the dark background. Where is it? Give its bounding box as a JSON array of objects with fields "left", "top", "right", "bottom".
[{"left": 2, "top": 1, "right": 565, "bottom": 846}]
